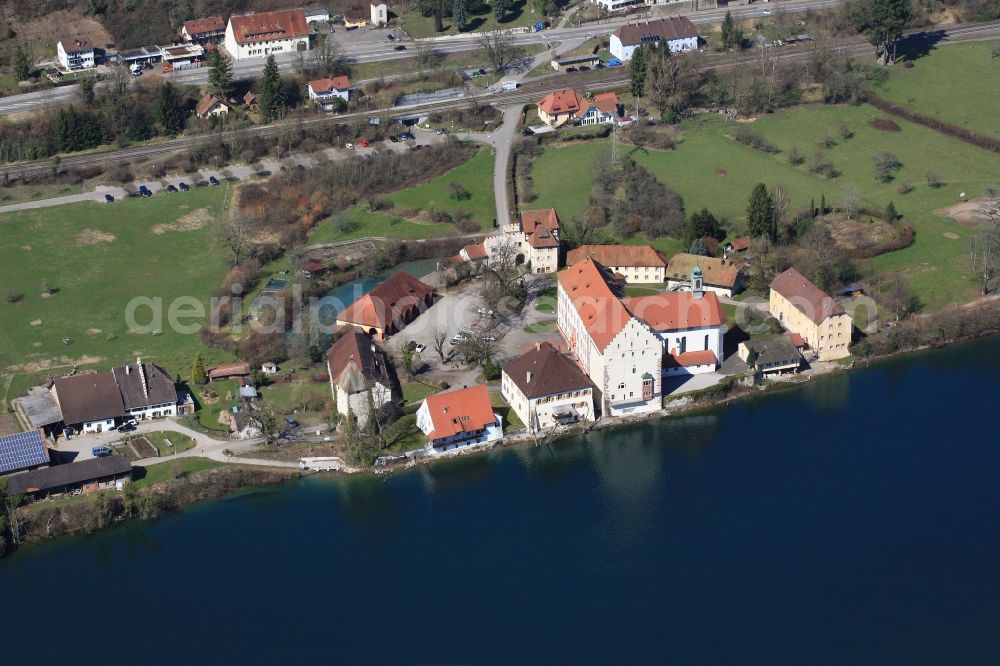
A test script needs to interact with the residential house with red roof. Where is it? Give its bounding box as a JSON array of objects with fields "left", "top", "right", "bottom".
[
  {"left": 327, "top": 329, "right": 393, "bottom": 426},
  {"left": 415, "top": 384, "right": 502, "bottom": 451},
  {"left": 501, "top": 341, "right": 595, "bottom": 432},
  {"left": 556, "top": 258, "right": 662, "bottom": 416},
  {"left": 224, "top": 8, "right": 309, "bottom": 61},
  {"left": 610, "top": 17, "right": 699, "bottom": 61},
  {"left": 577, "top": 92, "right": 620, "bottom": 126},
  {"left": 308, "top": 76, "right": 352, "bottom": 107},
  {"left": 196, "top": 93, "right": 230, "bottom": 119},
  {"left": 335, "top": 271, "right": 435, "bottom": 340},
  {"left": 567, "top": 244, "right": 667, "bottom": 284},
  {"left": 477, "top": 208, "right": 562, "bottom": 274},
  {"left": 181, "top": 16, "right": 226, "bottom": 43},
  {"left": 623, "top": 268, "right": 728, "bottom": 376},
  {"left": 537, "top": 89, "right": 583, "bottom": 128},
  {"left": 769, "top": 267, "right": 852, "bottom": 361}
]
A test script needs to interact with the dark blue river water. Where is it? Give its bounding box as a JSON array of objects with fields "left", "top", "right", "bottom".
[{"left": 2, "top": 336, "right": 998, "bottom": 665}]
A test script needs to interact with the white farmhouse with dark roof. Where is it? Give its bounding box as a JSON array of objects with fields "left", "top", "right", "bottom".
[
  {"left": 57, "top": 36, "right": 95, "bottom": 70},
  {"left": 610, "top": 17, "right": 699, "bottom": 62},
  {"left": 112, "top": 358, "right": 179, "bottom": 422}
]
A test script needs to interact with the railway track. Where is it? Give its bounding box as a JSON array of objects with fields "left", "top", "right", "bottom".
[{"left": 2, "top": 20, "right": 998, "bottom": 180}]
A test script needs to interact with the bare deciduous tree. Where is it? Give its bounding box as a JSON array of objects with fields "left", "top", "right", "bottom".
[
  {"left": 214, "top": 211, "right": 259, "bottom": 267},
  {"left": 970, "top": 227, "right": 1000, "bottom": 295},
  {"left": 430, "top": 326, "right": 449, "bottom": 361},
  {"left": 478, "top": 30, "right": 520, "bottom": 73},
  {"left": 308, "top": 34, "right": 350, "bottom": 78}
]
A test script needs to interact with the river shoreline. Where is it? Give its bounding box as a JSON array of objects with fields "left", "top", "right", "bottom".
[{"left": 4, "top": 321, "right": 998, "bottom": 557}]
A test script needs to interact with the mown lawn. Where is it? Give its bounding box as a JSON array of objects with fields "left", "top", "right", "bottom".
[
  {"left": 530, "top": 106, "right": 995, "bottom": 309},
  {"left": 402, "top": 380, "right": 439, "bottom": 404},
  {"left": 308, "top": 207, "right": 455, "bottom": 244},
  {"left": 0, "top": 186, "right": 233, "bottom": 378},
  {"left": 875, "top": 40, "right": 1000, "bottom": 139},
  {"left": 133, "top": 457, "right": 224, "bottom": 488},
  {"left": 196, "top": 380, "right": 239, "bottom": 432},
  {"left": 143, "top": 431, "right": 197, "bottom": 456},
  {"left": 0, "top": 183, "right": 83, "bottom": 205}
]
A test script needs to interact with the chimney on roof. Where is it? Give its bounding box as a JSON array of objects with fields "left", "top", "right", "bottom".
[{"left": 137, "top": 357, "right": 149, "bottom": 399}]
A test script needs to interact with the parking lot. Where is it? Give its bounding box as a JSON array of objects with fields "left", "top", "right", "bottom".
[{"left": 384, "top": 274, "right": 562, "bottom": 388}]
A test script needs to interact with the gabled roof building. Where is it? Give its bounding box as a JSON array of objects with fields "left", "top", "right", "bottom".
[
  {"left": 54, "top": 373, "right": 125, "bottom": 433},
  {"left": 501, "top": 342, "right": 596, "bottom": 432},
  {"left": 610, "top": 17, "right": 699, "bottom": 62},
  {"left": 224, "top": 8, "right": 310, "bottom": 61},
  {"left": 112, "top": 359, "right": 179, "bottom": 421},
  {"left": 666, "top": 253, "right": 744, "bottom": 297},
  {"left": 327, "top": 329, "right": 393, "bottom": 426},
  {"left": 335, "top": 271, "right": 435, "bottom": 340},
  {"left": 769, "top": 267, "right": 852, "bottom": 361},
  {"left": 568, "top": 244, "right": 667, "bottom": 284},
  {"left": 415, "top": 384, "right": 503, "bottom": 451}
]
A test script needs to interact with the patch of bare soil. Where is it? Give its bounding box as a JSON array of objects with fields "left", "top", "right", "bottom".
[
  {"left": 943, "top": 232, "right": 961, "bottom": 240},
  {"left": 21, "top": 245, "right": 31, "bottom": 251},
  {"left": 823, "top": 214, "right": 909, "bottom": 257},
  {"left": 85, "top": 328, "right": 102, "bottom": 336},
  {"left": 7, "top": 355, "right": 104, "bottom": 373},
  {"left": 199, "top": 389, "right": 220, "bottom": 405},
  {"left": 29, "top": 319, "right": 41, "bottom": 326},
  {"left": 75, "top": 229, "right": 115, "bottom": 246},
  {"left": 6, "top": 11, "right": 112, "bottom": 58},
  {"left": 152, "top": 208, "right": 212, "bottom": 234},
  {"left": 936, "top": 197, "right": 996, "bottom": 226}
]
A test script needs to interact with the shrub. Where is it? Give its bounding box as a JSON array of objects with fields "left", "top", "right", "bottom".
[
  {"left": 4, "top": 289, "right": 23, "bottom": 303},
  {"left": 897, "top": 181, "right": 913, "bottom": 194},
  {"left": 810, "top": 152, "right": 837, "bottom": 178},
  {"left": 838, "top": 124, "right": 854, "bottom": 140},
  {"left": 868, "top": 117, "right": 901, "bottom": 132},
  {"left": 787, "top": 146, "right": 804, "bottom": 165},
  {"left": 367, "top": 196, "right": 393, "bottom": 211},
  {"left": 926, "top": 171, "right": 943, "bottom": 188},
  {"left": 819, "top": 133, "right": 837, "bottom": 148},
  {"left": 872, "top": 151, "right": 903, "bottom": 183},
  {"left": 734, "top": 126, "right": 779, "bottom": 153}
]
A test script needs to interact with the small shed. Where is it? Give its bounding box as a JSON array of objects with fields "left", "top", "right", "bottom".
[{"left": 550, "top": 54, "right": 601, "bottom": 71}]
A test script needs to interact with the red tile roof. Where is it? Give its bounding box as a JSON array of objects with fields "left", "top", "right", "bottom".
[
  {"left": 577, "top": 92, "right": 619, "bottom": 119},
  {"left": 520, "top": 208, "right": 560, "bottom": 233},
  {"left": 623, "top": 291, "right": 727, "bottom": 331},
  {"left": 663, "top": 350, "right": 718, "bottom": 369},
  {"left": 789, "top": 333, "right": 806, "bottom": 348},
  {"left": 229, "top": 9, "right": 308, "bottom": 45},
  {"left": 537, "top": 89, "right": 583, "bottom": 117},
  {"left": 462, "top": 242, "right": 488, "bottom": 260},
  {"left": 422, "top": 385, "right": 497, "bottom": 441},
  {"left": 327, "top": 329, "right": 390, "bottom": 393},
  {"left": 770, "top": 267, "right": 846, "bottom": 325},
  {"left": 665, "top": 253, "right": 742, "bottom": 288},
  {"left": 727, "top": 236, "right": 751, "bottom": 252},
  {"left": 184, "top": 16, "right": 225, "bottom": 36},
  {"left": 612, "top": 17, "right": 698, "bottom": 47},
  {"left": 557, "top": 258, "right": 633, "bottom": 352},
  {"left": 309, "top": 76, "right": 351, "bottom": 93},
  {"left": 336, "top": 271, "right": 434, "bottom": 331},
  {"left": 567, "top": 244, "right": 666, "bottom": 268}
]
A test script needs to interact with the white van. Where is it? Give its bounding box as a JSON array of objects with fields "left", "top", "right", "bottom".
[
  {"left": 501, "top": 80, "right": 518, "bottom": 91},
  {"left": 129, "top": 63, "right": 142, "bottom": 76}
]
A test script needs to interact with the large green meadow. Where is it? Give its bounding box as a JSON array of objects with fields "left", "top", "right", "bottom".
[
  {"left": 0, "top": 187, "right": 232, "bottom": 395},
  {"left": 875, "top": 40, "right": 1000, "bottom": 140},
  {"left": 529, "top": 104, "right": 997, "bottom": 309}
]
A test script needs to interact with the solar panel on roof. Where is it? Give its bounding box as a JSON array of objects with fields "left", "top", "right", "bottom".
[{"left": 0, "top": 430, "right": 48, "bottom": 474}]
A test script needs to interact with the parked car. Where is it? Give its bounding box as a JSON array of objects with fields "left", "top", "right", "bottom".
[
  {"left": 285, "top": 416, "right": 300, "bottom": 428},
  {"left": 435, "top": 128, "right": 447, "bottom": 135},
  {"left": 763, "top": 8, "right": 771, "bottom": 14},
  {"left": 178, "top": 182, "right": 190, "bottom": 191},
  {"left": 209, "top": 175, "right": 220, "bottom": 186},
  {"left": 358, "top": 139, "right": 370, "bottom": 147},
  {"left": 92, "top": 446, "right": 112, "bottom": 457},
  {"left": 478, "top": 68, "right": 486, "bottom": 75},
  {"left": 388, "top": 135, "right": 399, "bottom": 143},
  {"left": 138, "top": 185, "right": 152, "bottom": 197},
  {"left": 596, "top": 62, "right": 606, "bottom": 70},
  {"left": 166, "top": 184, "right": 178, "bottom": 192},
  {"left": 387, "top": 33, "right": 396, "bottom": 40},
  {"left": 607, "top": 58, "right": 623, "bottom": 67},
  {"left": 565, "top": 67, "right": 578, "bottom": 73},
  {"left": 104, "top": 194, "right": 115, "bottom": 203},
  {"left": 578, "top": 65, "right": 591, "bottom": 72},
  {"left": 394, "top": 44, "right": 407, "bottom": 51},
  {"left": 345, "top": 142, "right": 355, "bottom": 149},
  {"left": 400, "top": 132, "right": 415, "bottom": 140},
  {"left": 406, "top": 341, "right": 426, "bottom": 353},
  {"left": 117, "top": 423, "right": 136, "bottom": 433}
]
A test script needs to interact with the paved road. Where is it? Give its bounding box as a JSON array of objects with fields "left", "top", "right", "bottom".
[{"left": 0, "top": 0, "right": 844, "bottom": 118}]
